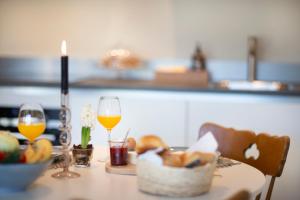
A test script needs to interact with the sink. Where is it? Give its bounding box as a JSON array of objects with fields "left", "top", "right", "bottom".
[{"left": 217, "top": 80, "right": 287, "bottom": 91}]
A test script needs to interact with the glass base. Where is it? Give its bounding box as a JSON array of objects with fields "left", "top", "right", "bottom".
[
  {"left": 74, "top": 163, "right": 90, "bottom": 168},
  {"left": 98, "top": 158, "right": 108, "bottom": 162},
  {"left": 51, "top": 170, "right": 80, "bottom": 179}
]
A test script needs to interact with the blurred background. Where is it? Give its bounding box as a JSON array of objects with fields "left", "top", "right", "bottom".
[{"left": 0, "top": 1, "right": 300, "bottom": 199}]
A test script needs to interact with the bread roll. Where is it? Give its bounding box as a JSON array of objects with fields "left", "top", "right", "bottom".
[
  {"left": 136, "top": 135, "right": 168, "bottom": 154},
  {"left": 182, "top": 152, "right": 215, "bottom": 167},
  {"left": 197, "top": 152, "right": 215, "bottom": 164},
  {"left": 127, "top": 137, "right": 136, "bottom": 151},
  {"left": 161, "top": 151, "right": 183, "bottom": 167}
]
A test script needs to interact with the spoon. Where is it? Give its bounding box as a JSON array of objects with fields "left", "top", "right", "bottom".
[{"left": 122, "top": 128, "right": 131, "bottom": 147}]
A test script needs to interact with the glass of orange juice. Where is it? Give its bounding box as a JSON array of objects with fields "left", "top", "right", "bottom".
[
  {"left": 97, "top": 96, "right": 121, "bottom": 143},
  {"left": 18, "top": 103, "right": 46, "bottom": 144}
]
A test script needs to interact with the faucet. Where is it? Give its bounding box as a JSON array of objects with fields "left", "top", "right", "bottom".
[
  {"left": 217, "top": 36, "right": 286, "bottom": 91},
  {"left": 247, "top": 36, "right": 257, "bottom": 81}
]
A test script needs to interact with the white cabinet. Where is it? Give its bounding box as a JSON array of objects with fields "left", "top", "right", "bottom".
[
  {"left": 0, "top": 87, "right": 60, "bottom": 108},
  {"left": 187, "top": 94, "right": 300, "bottom": 144},
  {"left": 0, "top": 87, "right": 186, "bottom": 146},
  {"left": 70, "top": 89, "right": 186, "bottom": 146}
]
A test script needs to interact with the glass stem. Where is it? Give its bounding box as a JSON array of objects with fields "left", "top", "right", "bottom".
[
  {"left": 107, "top": 129, "right": 111, "bottom": 143},
  {"left": 61, "top": 93, "right": 69, "bottom": 107},
  {"left": 107, "top": 129, "right": 111, "bottom": 160},
  {"left": 63, "top": 144, "right": 70, "bottom": 172}
]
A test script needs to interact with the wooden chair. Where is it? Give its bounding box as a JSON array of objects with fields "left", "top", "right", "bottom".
[
  {"left": 199, "top": 122, "right": 290, "bottom": 200},
  {"left": 226, "top": 190, "right": 250, "bottom": 200}
]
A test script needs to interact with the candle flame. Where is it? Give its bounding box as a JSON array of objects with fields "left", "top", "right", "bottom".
[{"left": 61, "top": 40, "right": 67, "bottom": 56}]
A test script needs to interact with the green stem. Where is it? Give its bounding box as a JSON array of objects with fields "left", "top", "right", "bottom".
[{"left": 81, "top": 127, "right": 91, "bottom": 149}]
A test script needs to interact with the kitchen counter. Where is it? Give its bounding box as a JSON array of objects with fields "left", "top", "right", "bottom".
[{"left": 1, "top": 77, "right": 300, "bottom": 96}]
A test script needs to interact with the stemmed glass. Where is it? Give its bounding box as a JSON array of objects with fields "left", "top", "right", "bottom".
[
  {"left": 18, "top": 103, "right": 46, "bottom": 144},
  {"left": 97, "top": 96, "right": 122, "bottom": 142},
  {"left": 97, "top": 96, "right": 121, "bottom": 161}
]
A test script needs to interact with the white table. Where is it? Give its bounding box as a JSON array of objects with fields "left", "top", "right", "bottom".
[{"left": 1, "top": 147, "right": 266, "bottom": 200}]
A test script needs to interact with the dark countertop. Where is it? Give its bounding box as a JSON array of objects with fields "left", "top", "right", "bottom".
[{"left": 1, "top": 78, "right": 300, "bottom": 96}]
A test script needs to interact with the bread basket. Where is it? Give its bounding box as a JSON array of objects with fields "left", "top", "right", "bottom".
[{"left": 136, "top": 156, "right": 217, "bottom": 197}]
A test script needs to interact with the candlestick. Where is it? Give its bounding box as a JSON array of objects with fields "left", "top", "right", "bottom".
[{"left": 52, "top": 40, "right": 80, "bottom": 179}]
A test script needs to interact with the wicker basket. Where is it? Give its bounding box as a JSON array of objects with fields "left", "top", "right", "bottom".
[{"left": 136, "top": 158, "right": 217, "bottom": 197}]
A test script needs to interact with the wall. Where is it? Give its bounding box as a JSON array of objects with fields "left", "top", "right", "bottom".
[
  {"left": 0, "top": 0, "right": 175, "bottom": 59},
  {"left": 174, "top": 0, "right": 300, "bottom": 63},
  {"left": 0, "top": 0, "right": 300, "bottom": 63}
]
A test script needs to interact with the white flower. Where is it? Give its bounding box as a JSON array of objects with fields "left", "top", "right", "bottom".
[{"left": 80, "top": 104, "right": 96, "bottom": 129}]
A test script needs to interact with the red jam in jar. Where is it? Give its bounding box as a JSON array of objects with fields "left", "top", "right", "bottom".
[{"left": 110, "top": 145, "right": 128, "bottom": 166}]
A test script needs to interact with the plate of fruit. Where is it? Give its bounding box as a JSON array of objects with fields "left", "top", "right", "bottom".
[{"left": 0, "top": 131, "right": 53, "bottom": 193}]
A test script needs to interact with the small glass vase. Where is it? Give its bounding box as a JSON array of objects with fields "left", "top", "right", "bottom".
[{"left": 72, "top": 145, "right": 93, "bottom": 167}]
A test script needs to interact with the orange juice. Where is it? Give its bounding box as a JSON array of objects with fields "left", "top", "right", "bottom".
[
  {"left": 97, "top": 115, "right": 121, "bottom": 130},
  {"left": 18, "top": 123, "right": 46, "bottom": 142}
]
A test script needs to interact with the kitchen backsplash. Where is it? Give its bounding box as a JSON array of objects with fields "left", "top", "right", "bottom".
[{"left": 0, "top": 57, "right": 300, "bottom": 84}]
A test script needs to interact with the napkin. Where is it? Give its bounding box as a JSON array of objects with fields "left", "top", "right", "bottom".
[
  {"left": 138, "top": 148, "right": 164, "bottom": 166},
  {"left": 187, "top": 132, "right": 218, "bottom": 153}
]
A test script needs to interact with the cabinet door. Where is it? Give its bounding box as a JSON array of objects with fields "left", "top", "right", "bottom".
[
  {"left": 118, "top": 97, "right": 186, "bottom": 146},
  {"left": 187, "top": 93, "right": 300, "bottom": 200},
  {"left": 70, "top": 89, "right": 186, "bottom": 146},
  {"left": 0, "top": 87, "right": 60, "bottom": 107}
]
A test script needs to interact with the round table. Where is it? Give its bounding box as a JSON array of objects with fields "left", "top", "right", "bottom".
[{"left": 1, "top": 147, "right": 266, "bottom": 200}]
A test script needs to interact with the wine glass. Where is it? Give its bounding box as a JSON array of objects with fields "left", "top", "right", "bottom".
[
  {"left": 97, "top": 96, "right": 122, "bottom": 142},
  {"left": 97, "top": 96, "right": 121, "bottom": 161},
  {"left": 18, "top": 103, "right": 46, "bottom": 144}
]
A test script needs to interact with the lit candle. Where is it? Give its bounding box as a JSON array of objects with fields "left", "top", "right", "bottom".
[{"left": 61, "top": 40, "right": 68, "bottom": 94}]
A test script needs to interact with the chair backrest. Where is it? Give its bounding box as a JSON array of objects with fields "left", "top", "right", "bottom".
[
  {"left": 199, "top": 122, "right": 290, "bottom": 200},
  {"left": 226, "top": 190, "right": 250, "bottom": 200},
  {"left": 199, "top": 122, "right": 290, "bottom": 177}
]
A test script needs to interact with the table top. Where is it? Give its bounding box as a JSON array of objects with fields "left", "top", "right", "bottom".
[{"left": 1, "top": 148, "right": 266, "bottom": 200}]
